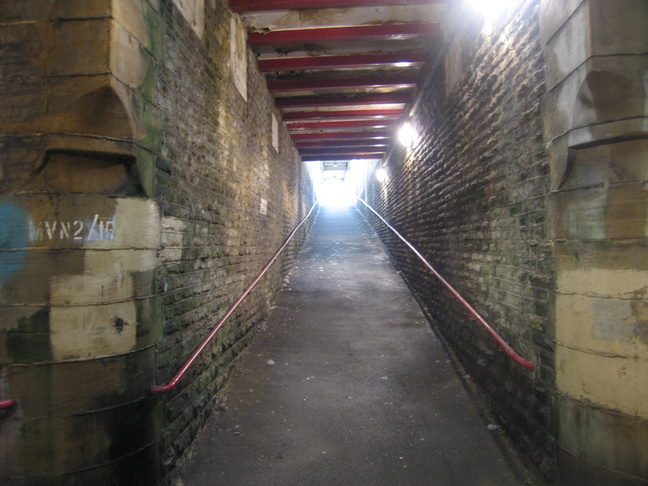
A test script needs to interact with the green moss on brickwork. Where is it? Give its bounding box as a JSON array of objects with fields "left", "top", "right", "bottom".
[
  {"left": 134, "top": 147, "right": 157, "bottom": 197},
  {"left": 138, "top": 47, "right": 158, "bottom": 103},
  {"left": 17, "top": 414, "right": 56, "bottom": 478},
  {"left": 142, "top": 0, "right": 164, "bottom": 59},
  {"left": 104, "top": 396, "right": 160, "bottom": 480},
  {"left": 556, "top": 394, "right": 648, "bottom": 483},
  {"left": 137, "top": 98, "right": 162, "bottom": 153},
  {"left": 135, "top": 294, "right": 163, "bottom": 345}
]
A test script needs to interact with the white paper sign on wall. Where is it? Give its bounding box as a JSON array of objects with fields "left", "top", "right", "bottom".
[{"left": 231, "top": 16, "right": 248, "bottom": 101}]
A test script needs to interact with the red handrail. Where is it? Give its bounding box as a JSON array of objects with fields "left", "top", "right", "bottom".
[
  {"left": 0, "top": 399, "right": 15, "bottom": 410},
  {"left": 151, "top": 201, "right": 319, "bottom": 394},
  {"left": 356, "top": 197, "right": 535, "bottom": 371}
]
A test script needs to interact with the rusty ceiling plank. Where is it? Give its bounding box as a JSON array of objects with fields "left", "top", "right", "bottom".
[
  {"left": 287, "top": 119, "right": 399, "bottom": 130},
  {"left": 269, "top": 75, "right": 417, "bottom": 92},
  {"left": 230, "top": 0, "right": 444, "bottom": 12},
  {"left": 248, "top": 23, "right": 440, "bottom": 47},
  {"left": 283, "top": 108, "right": 403, "bottom": 121},
  {"left": 258, "top": 52, "right": 427, "bottom": 72},
  {"left": 276, "top": 93, "right": 410, "bottom": 108}
]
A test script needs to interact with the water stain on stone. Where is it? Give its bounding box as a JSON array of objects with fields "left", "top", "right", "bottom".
[
  {"left": 630, "top": 299, "right": 648, "bottom": 345},
  {"left": 8, "top": 308, "right": 53, "bottom": 364}
]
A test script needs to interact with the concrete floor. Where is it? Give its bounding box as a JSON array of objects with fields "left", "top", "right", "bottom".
[{"left": 179, "top": 206, "right": 545, "bottom": 486}]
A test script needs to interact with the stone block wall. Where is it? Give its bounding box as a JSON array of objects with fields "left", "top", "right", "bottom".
[
  {"left": 361, "top": 0, "right": 556, "bottom": 477},
  {"left": 0, "top": 0, "right": 312, "bottom": 484},
  {"left": 541, "top": 0, "right": 648, "bottom": 483},
  {"left": 0, "top": 1, "right": 163, "bottom": 483}
]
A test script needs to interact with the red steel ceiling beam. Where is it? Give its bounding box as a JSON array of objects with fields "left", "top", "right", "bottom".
[
  {"left": 302, "top": 153, "right": 385, "bottom": 161},
  {"left": 299, "top": 147, "right": 387, "bottom": 155},
  {"left": 283, "top": 108, "right": 403, "bottom": 121},
  {"left": 297, "top": 137, "right": 390, "bottom": 145},
  {"left": 258, "top": 52, "right": 428, "bottom": 72},
  {"left": 269, "top": 75, "right": 417, "bottom": 92},
  {"left": 291, "top": 131, "right": 391, "bottom": 140},
  {"left": 295, "top": 139, "right": 389, "bottom": 150},
  {"left": 287, "top": 119, "right": 398, "bottom": 130},
  {"left": 276, "top": 93, "right": 410, "bottom": 109},
  {"left": 230, "top": 0, "right": 444, "bottom": 12},
  {"left": 249, "top": 23, "right": 440, "bottom": 47},
  {"left": 296, "top": 139, "right": 389, "bottom": 148}
]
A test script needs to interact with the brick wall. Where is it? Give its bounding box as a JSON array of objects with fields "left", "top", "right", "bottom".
[
  {"left": 0, "top": 0, "right": 312, "bottom": 483},
  {"left": 361, "top": 0, "right": 555, "bottom": 477},
  {"left": 153, "top": 1, "right": 311, "bottom": 483}
]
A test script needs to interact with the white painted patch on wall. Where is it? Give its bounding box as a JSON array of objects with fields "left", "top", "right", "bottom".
[
  {"left": 50, "top": 302, "right": 138, "bottom": 360},
  {"left": 444, "top": 35, "right": 464, "bottom": 97},
  {"left": 231, "top": 15, "right": 248, "bottom": 101},
  {"left": 272, "top": 113, "right": 279, "bottom": 152},
  {"left": 50, "top": 274, "right": 134, "bottom": 306},
  {"left": 260, "top": 197, "right": 268, "bottom": 215},
  {"left": 161, "top": 216, "right": 186, "bottom": 263},
  {"left": 173, "top": 0, "right": 205, "bottom": 38}
]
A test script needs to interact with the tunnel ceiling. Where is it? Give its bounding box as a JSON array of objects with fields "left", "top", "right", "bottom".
[{"left": 229, "top": 0, "right": 447, "bottom": 165}]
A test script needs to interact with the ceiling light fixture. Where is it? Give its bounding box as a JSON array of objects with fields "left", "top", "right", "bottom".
[
  {"left": 467, "top": 0, "right": 519, "bottom": 35},
  {"left": 398, "top": 121, "right": 416, "bottom": 148},
  {"left": 467, "top": 0, "right": 516, "bottom": 15}
]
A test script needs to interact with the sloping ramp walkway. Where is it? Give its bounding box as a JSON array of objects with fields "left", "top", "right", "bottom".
[{"left": 179, "top": 206, "right": 541, "bottom": 486}]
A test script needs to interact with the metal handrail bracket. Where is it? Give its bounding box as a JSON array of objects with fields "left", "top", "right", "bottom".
[
  {"left": 356, "top": 197, "right": 535, "bottom": 371},
  {"left": 151, "top": 201, "right": 319, "bottom": 394}
]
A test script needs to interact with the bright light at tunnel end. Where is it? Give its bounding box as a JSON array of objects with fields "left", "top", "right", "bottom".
[{"left": 317, "top": 180, "right": 355, "bottom": 208}]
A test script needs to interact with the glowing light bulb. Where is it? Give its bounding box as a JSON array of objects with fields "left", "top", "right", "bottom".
[
  {"left": 467, "top": 0, "right": 518, "bottom": 35},
  {"left": 467, "top": 0, "right": 516, "bottom": 15},
  {"left": 398, "top": 121, "right": 416, "bottom": 148}
]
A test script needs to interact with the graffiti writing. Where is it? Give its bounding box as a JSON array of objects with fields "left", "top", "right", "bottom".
[{"left": 29, "top": 214, "right": 116, "bottom": 243}]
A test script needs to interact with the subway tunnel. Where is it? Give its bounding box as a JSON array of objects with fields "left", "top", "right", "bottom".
[
  {"left": 178, "top": 204, "right": 543, "bottom": 486},
  {"left": 1, "top": 0, "right": 647, "bottom": 485}
]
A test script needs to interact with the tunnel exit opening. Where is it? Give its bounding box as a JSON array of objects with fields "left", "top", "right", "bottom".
[{"left": 306, "top": 158, "right": 380, "bottom": 209}]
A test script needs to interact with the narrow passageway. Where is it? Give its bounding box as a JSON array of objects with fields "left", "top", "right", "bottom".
[{"left": 180, "top": 206, "right": 541, "bottom": 486}]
